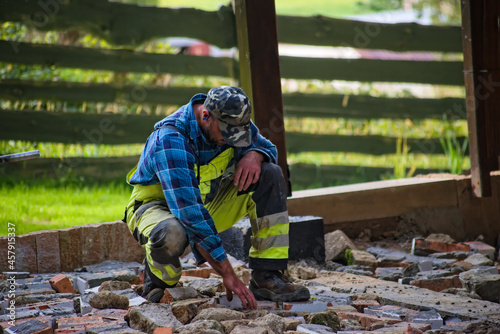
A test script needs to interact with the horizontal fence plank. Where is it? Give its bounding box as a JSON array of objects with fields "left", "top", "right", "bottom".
[
  {"left": 280, "top": 56, "right": 464, "bottom": 85},
  {"left": 0, "top": 110, "right": 466, "bottom": 155},
  {"left": 0, "top": 109, "right": 164, "bottom": 145},
  {"left": 277, "top": 15, "right": 462, "bottom": 52},
  {"left": 1, "top": 80, "right": 466, "bottom": 121},
  {"left": 0, "top": 0, "right": 236, "bottom": 48},
  {"left": 0, "top": 80, "right": 210, "bottom": 105},
  {"left": 0, "top": 156, "right": 139, "bottom": 182},
  {"left": 0, "top": 156, "right": 443, "bottom": 188},
  {"left": 0, "top": 0, "right": 460, "bottom": 53},
  {"left": 289, "top": 163, "right": 443, "bottom": 188},
  {"left": 283, "top": 93, "right": 466, "bottom": 120},
  {"left": 285, "top": 132, "right": 465, "bottom": 155},
  {"left": 0, "top": 41, "right": 236, "bottom": 78},
  {"left": 0, "top": 40, "right": 463, "bottom": 85}
]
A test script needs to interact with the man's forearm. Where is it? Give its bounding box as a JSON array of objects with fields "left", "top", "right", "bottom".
[{"left": 194, "top": 243, "right": 234, "bottom": 277}]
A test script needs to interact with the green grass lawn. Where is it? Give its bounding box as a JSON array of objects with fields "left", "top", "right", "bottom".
[
  {"left": 158, "top": 0, "right": 368, "bottom": 18},
  {"left": 0, "top": 182, "right": 131, "bottom": 236}
]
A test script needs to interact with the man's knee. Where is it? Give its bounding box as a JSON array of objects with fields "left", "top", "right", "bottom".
[
  {"left": 149, "top": 218, "right": 188, "bottom": 258},
  {"left": 260, "top": 162, "right": 284, "bottom": 181}
]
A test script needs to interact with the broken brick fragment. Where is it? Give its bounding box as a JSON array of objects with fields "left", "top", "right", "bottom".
[
  {"left": 410, "top": 276, "right": 462, "bottom": 292},
  {"left": 181, "top": 268, "right": 217, "bottom": 279},
  {"left": 49, "top": 274, "right": 76, "bottom": 294},
  {"left": 337, "top": 311, "right": 401, "bottom": 329},
  {"left": 352, "top": 299, "right": 380, "bottom": 313},
  {"left": 413, "top": 239, "right": 470, "bottom": 255}
]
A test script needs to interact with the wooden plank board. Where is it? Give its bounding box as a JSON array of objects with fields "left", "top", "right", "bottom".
[
  {"left": 277, "top": 15, "right": 462, "bottom": 52},
  {"left": 0, "top": 80, "right": 466, "bottom": 120},
  {"left": 290, "top": 163, "right": 442, "bottom": 188},
  {"left": 0, "top": 109, "right": 164, "bottom": 145},
  {"left": 0, "top": 0, "right": 462, "bottom": 52},
  {"left": 0, "top": 110, "right": 465, "bottom": 155},
  {"left": 0, "top": 156, "right": 441, "bottom": 187},
  {"left": 0, "top": 80, "right": 210, "bottom": 105},
  {"left": 0, "top": 40, "right": 236, "bottom": 78},
  {"left": 283, "top": 94, "right": 466, "bottom": 120},
  {"left": 280, "top": 57, "right": 464, "bottom": 85},
  {"left": 0, "top": 0, "right": 236, "bottom": 48},
  {"left": 0, "top": 155, "right": 139, "bottom": 182}
]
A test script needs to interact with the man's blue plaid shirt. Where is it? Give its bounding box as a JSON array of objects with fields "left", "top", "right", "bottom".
[{"left": 129, "top": 94, "right": 278, "bottom": 264}]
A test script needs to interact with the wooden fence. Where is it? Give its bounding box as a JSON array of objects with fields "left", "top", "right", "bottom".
[{"left": 0, "top": 0, "right": 464, "bottom": 188}]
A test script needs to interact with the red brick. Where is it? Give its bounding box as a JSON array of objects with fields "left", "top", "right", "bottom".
[
  {"left": 376, "top": 261, "right": 411, "bottom": 268},
  {"left": 33, "top": 326, "right": 54, "bottom": 334},
  {"left": 34, "top": 230, "right": 61, "bottom": 273},
  {"left": 91, "top": 308, "right": 128, "bottom": 320},
  {"left": 337, "top": 311, "right": 401, "bottom": 329},
  {"left": 0, "top": 237, "right": 8, "bottom": 273},
  {"left": 114, "top": 222, "right": 145, "bottom": 263},
  {"left": 59, "top": 227, "right": 82, "bottom": 272},
  {"left": 80, "top": 224, "right": 106, "bottom": 266},
  {"left": 414, "top": 239, "right": 470, "bottom": 254},
  {"left": 404, "top": 324, "right": 425, "bottom": 334},
  {"left": 352, "top": 299, "right": 380, "bottom": 313},
  {"left": 160, "top": 289, "right": 174, "bottom": 304},
  {"left": 153, "top": 327, "right": 173, "bottom": 334},
  {"left": 49, "top": 274, "right": 76, "bottom": 294},
  {"left": 15, "top": 234, "right": 38, "bottom": 273},
  {"left": 410, "top": 276, "right": 462, "bottom": 292},
  {"left": 182, "top": 268, "right": 217, "bottom": 279}
]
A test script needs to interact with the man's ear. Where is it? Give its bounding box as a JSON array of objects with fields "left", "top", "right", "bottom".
[{"left": 202, "top": 110, "right": 210, "bottom": 121}]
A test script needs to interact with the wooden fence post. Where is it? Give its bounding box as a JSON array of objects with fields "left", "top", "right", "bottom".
[
  {"left": 461, "top": 0, "right": 500, "bottom": 197},
  {"left": 233, "top": 0, "right": 291, "bottom": 195}
]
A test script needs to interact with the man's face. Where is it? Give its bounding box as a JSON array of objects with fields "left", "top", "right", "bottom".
[{"left": 205, "top": 117, "right": 227, "bottom": 147}]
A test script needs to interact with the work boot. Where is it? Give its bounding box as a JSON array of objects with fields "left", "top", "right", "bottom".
[
  {"left": 142, "top": 270, "right": 165, "bottom": 303},
  {"left": 249, "top": 270, "right": 310, "bottom": 302}
]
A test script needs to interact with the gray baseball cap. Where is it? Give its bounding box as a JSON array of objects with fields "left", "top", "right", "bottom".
[{"left": 204, "top": 86, "right": 252, "bottom": 147}]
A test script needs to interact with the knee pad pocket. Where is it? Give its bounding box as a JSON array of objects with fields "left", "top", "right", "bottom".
[{"left": 149, "top": 218, "right": 188, "bottom": 257}]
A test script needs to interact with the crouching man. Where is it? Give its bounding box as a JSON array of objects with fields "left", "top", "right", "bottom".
[{"left": 124, "top": 86, "right": 310, "bottom": 309}]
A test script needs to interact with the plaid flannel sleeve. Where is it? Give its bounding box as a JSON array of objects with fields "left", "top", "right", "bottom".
[{"left": 154, "top": 131, "right": 227, "bottom": 264}]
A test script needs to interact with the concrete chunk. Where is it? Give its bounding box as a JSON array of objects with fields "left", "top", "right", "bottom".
[{"left": 126, "top": 303, "right": 183, "bottom": 333}]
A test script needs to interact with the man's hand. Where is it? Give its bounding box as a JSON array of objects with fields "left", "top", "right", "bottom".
[
  {"left": 195, "top": 244, "right": 257, "bottom": 309},
  {"left": 233, "top": 151, "right": 264, "bottom": 192}
]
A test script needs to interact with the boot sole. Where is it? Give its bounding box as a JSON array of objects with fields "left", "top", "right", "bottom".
[
  {"left": 146, "top": 288, "right": 165, "bottom": 303},
  {"left": 250, "top": 285, "right": 310, "bottom": 302}
]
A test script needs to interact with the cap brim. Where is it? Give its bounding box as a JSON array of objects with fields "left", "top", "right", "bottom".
[{"left": 217, "top": 120, "right": 251, "bottom": 147}]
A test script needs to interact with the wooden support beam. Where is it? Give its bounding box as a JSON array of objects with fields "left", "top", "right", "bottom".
[
  {"left": 233, "top": 0, "right": 290, "bottom": 195},
  {"left": 461, "top": 0, "right": 500, "bottom": 197}
]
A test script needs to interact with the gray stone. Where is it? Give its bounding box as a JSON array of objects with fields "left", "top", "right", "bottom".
[
  {"left": 171, "top": 298, "right": 217, "bottom": 324},
  {"left": 126, "top": 303, "right": 182, "bottom": 333},
  {"left": 324, "top": 230, "right": 356, "bottom": 262},
  {"left": 429, "top": 251, "right": 469, "bottom": 260},
  {"left": 304, "top": 310, "right": 340, "bottom": 332},
  {"left": 406, "top": 309, "right": 443, "bottom": 330},
  {"left": 231, "top": 325, "right": 269, "bottom": 334},
  {"left": 374, "top": 267, "right": 403, "bottom": 281},
  {"left": 99, "top": 280, "right": 132, "bottom": 292},
  {"left": 177, "top": 320, "right": 223, "bottom": 334},
  {"left": 284, "top": 317, "right": 303, "bottom": 331},
  {"left": 417, "top": 261, "right": 433, "bottom": 272},
  {"left": 415, "top": 268, "right": 463, "bottom": 280},
  {"left": 0, "top": 308, "right": 39, "bottom": 322},
  {"left": 463, "top": 253, "right": 494, "bottom": 267},
  {"left": 186, "top": 278, "right": 223, "bottom": 297},
  {"left": 403, "top": 263, "right": 420, "bottom": 277},
  {"left": 1, "top": 272, "right": 30, "bottom": 279},
  {"left": 221, "top": 319, "right": 251, "bottom": 333},
  {"left": 250, "top": 313, "right": 286, "bottom": 334},
  {"left": 192, "top": 307, "right": 244, "bottom": 322},
  {"left": 426, "top": 233, "right": 456, "bottom": 243},
  {"left": 340, "top": 319, "right": 365, "bottom": 331},
  {"left": 295, "top": 266, "right": 318, "bottom": 280},
  {"left": 4, "top": 319, "right": 48, "bottom": 333},
  {"left": 73, "top": 297, "right": 93, "bottom": 315},
  {"left": 297, "top": 323, "right": 336, "bottom": 333},
  {"left": 75, "top": 260, "right": 142, "bottom": 273},
  {"left": 77, "top": 270, "right": 138, "bottom": 288},
  {"left": 164, "top": 286, "right": 198, "bottom": 301},
  {"left": 349, "top": 250, "right": 377, "bottom": 268},
  {"left": 459, "top": 271, "right": 500, "bottom": 302},
  {"left": 89, "top": 291, "right": 129, "bottom": 309}
]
